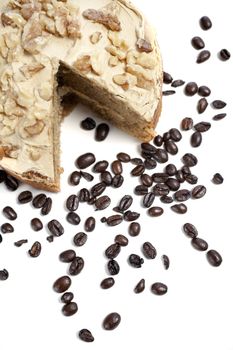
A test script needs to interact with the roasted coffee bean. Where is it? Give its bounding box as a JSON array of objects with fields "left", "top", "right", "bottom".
[
  {"left": 191, "top": 237, "right": 208, "bottom": 251},
  {"left": 197, "top": 50, "right": 211, "bottom": 63},
  {"left": 131, "top": 164, "right": 145, "bottom": 176},
  {"left": 200, "top": 16, "right": 212, "bottom": 30},
  {"left": 181, "top": 166, "right": 191, "bottom": 176},
  {"left": 67, "top": 212, "right": 81, "bottom": 225},
  {"left": 90, "top": 182, "right": 106, "bottom": 197},
  {"left": 197, "top": 98, "right": 208, "bottom": 114},
  {"left": 81, "top": 117, "right": 96, "bottom": 130},
  {"left": 31, "top": 218, "right": 43, "bottom": 231},
  {"left": 61, "top": 292, "right": 74, "bottom": 304},
  {"left": 174, "top": 189, "right": 191, "bottom": 202},
  {"left": 192, "top": 185, "right": 206, "bottom": 199},
  {"left": 48, "top": 219, "right": 64, "bottom": 236},
  {"left": 0, "top": 269, "right": 9, "bottom": 281},
  {"left": 171, "top": 79, "right": 185, "bottom": 87},
  {"left": 181, "top": 117, "right": 193, "bottom": 130},
  {"left": 32, "top": 193, "right": 47, "bottom": 208},
  {"left": 219, "top": 48, "right": 231, "bottom": 61},
  {"left": 129, "top": 254, "right": 144, "bottom": 268},
  {"left": 176, "top": 170, "right": 185, "bottom": 183},
  {"left": 105, "top": 243, "right": 121, "bottom": 259},
  {"left": 142, "top": 242, "right": 157, "bottom": 259},
  {"left": 191, "top": 131, "right": 202, "bottom": 147},
  {"left": 186, "top": 174, "right": 198, "bottom": 185},
  {"left": 1, "top": 223, "right": 14, "bottom": 234},
  {"left": 76, "top": 152, "right": 95, "bottom": 169},
  {"left": 124, "top": 211, "right": 140, "bottom": 221},
  {"left": 183, "top": 223, "right": 198, "bottom": 238},
  {"left": 95, "top": 123, "right": 109, "bottom": 141},
  {"left": 163, "top": 71, "right": 173, "bottom": 84},
  {"left": 73, "top": 232, "right": 87, "bottom": 247},
  {"left": 148, "top": 206, "right": 164, "bottom": 217},
  {"left": 107, "top": 260, "right": 120, "bottom": 275},
  {"left": 28, "top": 241, "right": 41, "bottom": 257},
  {"left": 14, "top": 239, "right": 28, "bottom": 247},
  {"left": 4, "top": 175, "right": 19, "bottom": 191},
  {"left": 106, "top": 215, "right": 123, "bottom": 227},
  {"left": 185, "top": 82, "right": 198, "bottom": 96},
  {"left": 62, "top": 302, "right": 78, "bottom": 316},
  {"left": 111, "top": 160, "right": 123, "bottom": 175},
  {"left": 170, "top": 128, "right": 182, "bottom": 142},
  {"left": 206, "top": 250, "right": 222, "bottom": 267},
  {"left": 130, "top": 157, "right": 143, "bottom": 165},
  {"left": 153, "top": 135, "right": 163, "bottom": 147},
  {"left": 164, "top": 140, "right": 178, "bottom": 155},
  {"left": 87, "top": 196, "right": 96, "bottom": 205},
  {"left": 153, "top": 184, "right": 170, "bottom": 196},
  {"left": 84, "top": 217, "right": 96, "bottom": 232},
  {"left": 79, "top": 329, "right": 94, "bottom": 342},
  {"left": 162, "top": 255, "right": 170, "bottom": 270},
  {"left": 3, "top": 206, "right": 17, "bottom": 220},
  {"left": 53, "top": 276, "right": 71, "bottom": 293},
  {"left": 41, "top": 197, "right": 52, "bottom": 216},
  {"left": 171, "top": 203, "right": 187, "bottom": 214},
  {"left": 47, "top": 235, "right": 54, "bottom": 243},
  {"left": 198, "top": 85, "right": 211, "bottom": 97},
  {"left": 134, "top": 185, "right": 148, "bottom": 195},
  {"left": 0, "top": 234, "right": 2, "bottom": 244},
  {"left": 18, "top": 190, "right": 33, "bottom": 204},
  {"left": 117, "top": 152, "right": 130, "bottom": 163},
  {"left": 66, "top": 195, "right": 79, "bottom": 211},
  {"left": 141, "top": 142, "right": 157, "bottom": 155},
  {"left": 78, "top": 188, "right": 90, "bottom": 202},
  {"left": 166, "top": 178, "right": 180, "bottom": 191},
  {"left": 59, "top": 250, "right": 76, "bottom": 263},
  {"left": 152, "top": 172, "right": 169, "bottom": 183},
  {"left": 93, "top": 160, "right": 109, "bottom": 173},
  {"left": 80, "top": 171, "right": 94, "bottom": 182},
  {"left": 134, "top": 279, "right": 145, "bottom": 293},
  {"left": 191, "top": 36, "right": 205, "bottom": 50},
  {"left": 140, "top": 174, "right": 153, "bottom": 187},
  {"left": 165, "top": 164, "right": 177, "bottom": 176},
  {"left": 182, "top": 153, "right": 198, "bottom": 167},
  {"left": 212, "top": 173, "right": 224, "bottom": 184},
  {"left": 163, "top": 90, "right": 176, "bottom": 96},
  {"left": 144, "top": 157, "right": 157, "bottom": 170},
  {"left": 160, "top": 195, "right": 173, "bottom": 204},
  {"left": 153, "top": 149, "right": 168, "bottom": 163},
  {"left": 94, "top": 195, "right": 111, "bottom": 211},
  {"left": 163, "top": 132, "right": 171, "bottom": 142},
  {"left": 100, "top": 171, "right": 112, "bottom": 186},
  {"left": 117, "top": 195, "right": 133, "bottom": 212},
  {"left": 115, "top": 234, "right": 128, "bottom": 247},
  {"left": 143, "top": 192, "right": 155, "bottom": 208},
  {"left": 151, "top": 282, "right": 168, "bottom": 295},
  {"left": 0, "top": 170, "right": 6, "bottom": 183},
  {"left": 211, "top": 100, "right": 227, "bottom": 109},
  {"left": 112, "top": 174, "right": 124, "bottom": 188},
  {"left": 213, "top": 113, "right": 226, "bottom": 121},
  {"left": 194, "top": 121, "right": 211, "bottom": 132},
  {"left": 69, "top": 257, "right": 84, "bottom": 276},
  {"left": 69, "top": 171, "right": 81, "bottom": 186},
  {"left": 129, "top": 222, "right": 141, "bottom": 237},
  {"left": 103, "top": 312, "right": 121, "bottom": 330},
  {"left": 100, "top": 277, "right": 115, "bottom": 289}
]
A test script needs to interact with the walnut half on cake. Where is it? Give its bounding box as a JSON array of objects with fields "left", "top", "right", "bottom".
[{"left": 0, "top": 0, "right": 162, "bottom": 192}]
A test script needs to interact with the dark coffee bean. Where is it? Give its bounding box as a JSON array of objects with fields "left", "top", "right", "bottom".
[
  {"left": 170, "top": 128, "right": 182, "bottom": 142},
  {"left": 163, "top": 90, "right": 176, "bottom": 96},
  {"left": 48, "top": 219, "right": 64, "bottom": 236},
  {"left": 123, "top": 211, "right": 140, "bottom": 221},
  {"left": 106, "top": 215, "right": 123, "bottom": 227},
  {"left": 153, "top": 134, "right": 163, "bottom": 147},
  {"left": 152, "top": 172, "right": 169, "bottom": 183},
  {"left": 32, "top": 194, "right": 47, "bottom": 208},
  {"left": 197, "top": 98, "right": 208, "bottom": 114},
  {"left": 112, "top": 174, "right": 124, "bottom": 188},
  {"left": 1, "top": 223, "right": 14, "bottom": 233},
  {"left": 131, "top": 164, "right": 145, "bottom": 176},
  {"left": 164, "top": 140, "right": 178, "bottom": 155},
  {"left": 18, "top": 190, "right": 33, "bottom": 204},
  {"left": 100, "top": 277, "right": 115, "bottom": 289},
  {"left": 87, "top": 196, "right": 96, "bottom": 205},
  {"left": 41, "top": 197, "right": 52, "bottom": 216},
  {"left": 129, "top": 222, "right": 141, "bottom": 237},
  {"left": 142, "top": 242, "right": 157, "bottom": 259},
  {"left": 176, "top": 170, "right": 185, "bottom": 183},
  {"left": 78, "top": 188, "right": 90, "bottom": 202},
  {"left": 111, "top": 160, "right": 122, "bottom": 175},
  {"left": 73, "top": 232, "right": 87, "bottom": 247},
  {"left": 185, "top": 82, "right": 198, "bottom": 96},
  {"left": 59, "top": 249, "right": 76, "bottom": 263},
  {"left": 0, "top": 234, "right": 2, "bottom": 243},
  {"left": 134, "top": 279, "right": 145, "bottom": 294},
  {"left": 211, "top": 100, "right": 227, "bottom": 109},
  {"left": 200, "top": 16, "right": 212, "bottom": 30},
  {"left": 117, "top": 195, "right": 133, "bottom": 212},
  {"left": 143, "top": 192, "right": 155, "bottom": 208},
  {"left": 183, "top": 223, "right": 198, "bottom": 238},
  {"left": 117, "top": 152, "right": 130, "bottom": 163},
  {"left": 105, "top": 243, "right": 121, "bottom": 259},
  {"left": 76, "top": 152, "right": 95, "bottom": 169},
  {"left": 107, "top": 260, "right": 120, "bottom": 275},
  {"left": 191, "top": 131, "right": 202, "bottom": 147},
  {"left": 80, "top": 171, "right": 94, "bottom": 182},
  {"left": 61, "top": 292, "right": 74, "bottom": 304},
  {"left": 151, "top": 282, "right": 168, "bottom": 295},
  {"left": 134, "top": 185, "right": 148, "bottom": 195},
  {"left": 79, "top": 329, "right": 94, "bottom": 342},
  {"left": 141, "top": 142, "right": 157, "bottom": 155},
  {"left": 95, "top": 123, "right": 109, "bottom": 141},
  {"left": 153, "top": 149, "right": 168, "bottom": 163},
  {"left": 206, "top": 250, "right": 222, "bottom": 267},
  {"left": 181, "top": 166, "right": 191, "bottom": 176},
  {"left": 191, "top": 237, "right": 208, "bottom": 251},
  {"left": 69, "top": 171, "right": 81, "bottom": 186},
  {"left": 115, "top": 234, "right": 128, "bottom": 247},
  {"left": 194, "top": 121, "right": 211, "bottom": 132},
  {"left": 129, "top": 254, "right": 144, "bottom": 268},
  {"left": 186, "top": 174, "right": 198, "bottom": 185},
  {"left": 84, "top": 217, "right": 95, "bottom": 232},
  {"left": 171, "top": 203, "right": 187, "bottom": 214},
  {"left": 174, "top": 189, "right": 191, "bottom": 202},
  {"left": 140, "top": 174, "right": 153, "bottom": 187},
  {"left": 144, "top": 157, "right": 157, "bottom": 170},
  {"left": 66, "top": 194, "right": 79, "bottom": 211},
  {"left": 213, "top": 113, "right": 226, "bottom": 121},
  {"left": 47, "top": 235, "right": 54, "bottom": 243},
  {"left": 171, "top": 79, "right": 185, "bottom": 87},
  {"left": 162, "top": 132, "right": 171, "bottom": 142},
  {"left": 62, "top": 302, "right": 78, "bottom": 316},
  {"left": 0, "top": 269, "right": 9, "bottom": 281},
  {"left": 160, "top": 195, "right": 173, "bottom": 204},
  {"left": 90, "top": 183, "right": 106, "bottom": 197},
  {"left": 165, "top": 164, "right": 177, "bottom": 176},
  {"left": 0, "top": 170, "right": 7, "bottom": 183},
  {"left": 191, "top": 36, "right": 205, "bottom": 50},
  {"left": 162, "top": 255, "right": 170, "bottom": 270},
  {"left": 163, "top": 71, "right": 173, "bottom": 84},
  {"left": 148, "top": 206, "right": 164, "bottom": 217},
  {"left": 181, "top": 117, "right": 193, "bottom": 130},
  {"left": 14, "top": 239, "right": 28, "bottom": 247},
  {"left": 197, "top": 50, "right": 211, "bottom": 63},
  {"left": 95, "top": 195, "right": 111, "bottom": 210},
  {"left": 130, "top": 157, "right": 143, "bottom": 165},
  {"left": 219, "top": 49, "right": 231, "bottom": 61},
  {"left": 198, "top": 85, "right": 211, "bottom": 97},
  {"left": 81, "top": 117, "right": 96, "bottom": 130},
  {"left": 31, "top": 218, "right": 43, "bottom": 231},
  {"left": 53, "top": 276, "right": 71, "bottom": 293},
  {"left": 69, "top": 257, "right": 84, "bottom": 276},
  {"left": 103, "top": 312, "right": 121, "bottom": 330},
  {"left": 166, "top": 178, "right": 180, "bottom": 191},
  {"left": 28, "top": 241, "right": 41, "bottom": 257},
  {"left": 182, "top": 153, "right": 198, "bottom": 167},
  {"left": 67, "top": 212, "right": 81, "bottom": 225},
  {"left": 4, "top": 175, "right": 19, "bottom": 191},
  {"left": 192, "top": 185, "right": 206, "bottom": 199},
  {"left": 3, "top": 206, "right": 17, "bottom": 220},
  {"left": 212, "top": 173, "right": 224, "bottom": 184},
  {"left": 93, "top": 160, "right": 109, "bottom": 173},
  {"left": 153, "top": 184, "right": 170, "bottom": 196},
  {"left": 101, "top": 171, "right": 112, "bottom": 186}
]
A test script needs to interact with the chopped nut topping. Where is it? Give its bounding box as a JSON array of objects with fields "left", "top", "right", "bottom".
[
  {"left": 67, "top": 18, "right": 81, "bottom": 39},
  {"left": 126, "top": 64, "right": 154, "bottom": 90},
  {"left": 1, "top": 12, "right": 16, "bottom": 27},
  {"left": 74, "top": 55, "right": 92, "bottom": 74},
  {"left": 113, "top": 73, "right": 137, "bottom": 90},
  {"left": 22, "top": 15, "right": 46, "bottom": 54},
  {"left": 21, "top": 2, "right": 42, "bottom": 20},
  {"left": 108, "top": 55, "right": 118, "bottom": 67},
  {"left": 108, "top": 32, "right": 128, "bottom": 51},
  {"left": 38, "top": 82, "right": 52, "bottom": 101},
  {"left": 90, "top": 31, "right": 102, "bottom": 44},
  {"left": 83, "top": 9, "right": 121, "bottom": 31},
  {"left": 90, "top": 54, "right": 103, "bottom": 76},
  {"left": 105, "top": 45, "right": 126, "bottom": 61},
  {"left": 29, "top": 149, "right": 41, "bottom": 161},
  {"left": 136, "top": 38, "right": 153, "bottom": 53},
  {"left": 136, "top": 52, "right": 156, "bottom": 69},
  {"left": 20, "top": 62, "right": 45, "bottom": 78},
  {"left": 3, "top": 145, "right": 20, "bottom": 159},
  {"left": 24, "top": 120, "right": 45, "bottom": 136}
]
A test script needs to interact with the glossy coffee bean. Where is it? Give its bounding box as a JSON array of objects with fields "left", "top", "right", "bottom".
[
  {"left": 160, "top": 195, "right": 173, "bottom": 204},
  {"left": 197, "top": 98, "right": 208, "bottom": 114},
  {"left": 62, "top": 302, "right": 78, "bottom": 316},
  {"left": 117, "top": 195, "right": 133, "bottom": 212},
  {"left": 90, "top": 182, "right": 106, "bottom": 197},
  {"left": 124, "top": 211, "right": 140, "bottom": 221},
  {"left": 14, "top": 239, "right": 28, "bottom": 247},
  {"left": 191, "top": 132, "right": 202, "bottom": 147},
  {"left": 59, "top": 250, "right": 76, "bottom": 263},
  {"left": 171, "top": 79, "right": 185, "bottom": 87},
  {"left": 81, "top": 117, "right": 96, "bottom": 130},
  {"left": 153, "top": 135, "right": 163, "bottom": 147},
  {"left": 107, "top": 260, "right": 120, "bottom": 275},
  {"left": 151, "top": 282, "right": 168, "bottom": 295},
  {"left": 148, "top": 206, "right": 164, "bottom": 217},
  {"left": 41, "top": 197, "right": 52, "bottom": 216},
  {"left": 197, "top": 50, "right": 211, "bottom": 63},
  {"left": 163, "top": 90, "right": 175, "bottom": 96},
  {"left": 198, "top": 85, "right": 211, "bottom": 97},
  {"left": 66, "top": 212, "right": 81, "bottom": 225},
  {"left": 213, "top": 113, "right": 227, "bottom": 121},
  {"left": 76, "top": 153, "right": 95, "bottom": 169},
  {"left": 0, "top": 170, "right": 6, "bottom": 183},
  {"left": 117, "top": 152, "right": 131, "bottom": 163},
  {"left": 183, "top": 223, "right": 198, "bottom": 238},
  {"left": 128, "top": 222, "right": 141, "bottom": 237},
  {"left": 100, "top": 277, "right": 115, "bottom": 289},
  {"left": 78, "top": 188, "right": 90, "bottom": 202},
  {"left": 181, "top": 117, "right": 193, "bottom": 130},
  {"left": 164, "top": 140, "right": 178, "bottom": 155},
  {"left": 200, "top": 16, "right": 212, "bottom": 30},
  {"left": 152, "top": 173, "right": 169, "bottom": 183},
  {"left": 166, "top": 178, "right": 180, "bottom": 191},
  {"left": 94, "top": 195, "right": 111, "bottom": 210},
  {"left": 130, "top": 157, "right": 143, "bottom": 165},
  {"left": 1, "top": 223, "right": 14, "bottom": 234},
  {"left": 101, "top": 171, "right": 112, "bottom": 186},
  {"left": 3, "top": 206, "right": 17, "bottom": 220},
  {"left": 134, "top": 279, "right": 145, "bottom": 294},
  {"left": 165, "top": 164, "right": 177, "bottom": 176},
  {"left": 206, "top": 250, "right": 222, "bottom": 267},
  {"left": 182, "top": 153, "right": 198, "bottom": 167},
  {"left": 53, "top": 276, "right": 71, "bottom": 293},
  {"left": 48, "top": 219, "right": 64, "bottom": 236},
  {"left": 79, "top": 329, "right": 94, "bottom": 342},
  {"left": 61, "top": 292, "right": 74, "bottom": 304},
  {"left": 80, "top": 171, "right": 93, "bottom": 182},
  {"left": 84, "top": 217, "right": 96, "bottom": 232},
  {"left": 28, "top": 241, "right": 41, "bottom": 257},
  {"left": 69, "top": 171, "right": 81, "bottom": 186},
  {"left": 191, "top": 36, "right": 205, "bottom": 50},
  {"left": 153, "top": 149, "right": 168, "bottom": 163},
  {"left": 69, "top": 257, "right": 84, "bottom": 276},
  {"left": 144, "top": 157, "right": 157, "bottom": 170},
  {"left": 103, "top": 312, "right": 121, "bottom": 330},
  {"left": 191, "top": 185, "right": 206, "bottom": 199},
  {"left": 162, "top": 255, "right": 170, "bottom": 270},
  {"left": 174, "top": 189, "right": 191, "bottom": 202},
  {"left": 111, "top": 160, "right": 123, "bottom": 175},
  {"left": 212, "top": 173, "right": 224, "bottom": 184},
  {"left": 163, "top": 71, "right": 173, "bottom": 84},
  {"left": 128, "top": 254, "right": 144, "bottom": 268},
  {"left": 105, "top": 243, "right": 121, "bottom": 259},
  {"left": 112, "top": 175, "right": 124, "bottom": 188},
  {"left": 32, "top": 194, "right": 47, "bottom": 208},
  {"left": 66, "top": 195, "right": 79, "bottom": 211},
  {"left": 211, "top": 100, "right": 227, "bottom": 109},
  {"left": 143, "top": 192, "right": 155, "bottom": 208},
  {"left": 0, "top": 269, "right": 9, "bottom": 281},
  {"left": 4, "top": 175, "right": 19, "bottom": 191},
  {"left": 219, "top": 49, "right": 231, "bottom": 61},
  {"left": 31, "top": 218, "right": 43, "bottom": 231},
  {"left": 134, "top": 185, "right": 148, "bottom": 195},
  {"left": 18, "top": 191, "right": 33, "bottom": 204},
  {"left": 131, "top": 164, "right": 145, "bottom": 176},
  {"left": 185, "top": 82, "right": 198, "bottom": 96},
  {"left": 73, "top": 232, "right": 87, "bottom": 247},
  {"left": 93, "top": 160, "right": 109, "bottom": 173},
  {"left": 95, "top": 123, "right": 109, "bottom": 141},
  {"left": 140, "top": 174, "right": 153, "bottom": 187},
  {"left": 185, "top": 174, "right": 198, "bottom": 185},
  {"left": 115, "top": 234, "right": 128, "bottom": 247},
  {"left": 171, "top": 203, "right": 187, "bottom": 214},
  {"left": 153, "top": 183, "right": 170, "bottom": 196},
  {"left": 194, "top": 121, "right": 211, "bottom": 132},
  {"left": 142, "top": 242, "right": 157, "bottom": 259},
  {"left": 169, "top": 128, "right": 182, "bottom": 142},
  {"left": 106, "top": 215, "right": 123, "bottom": 227},
  {"left": 191, "top": 237, "right": 208, "bottom": 251}
]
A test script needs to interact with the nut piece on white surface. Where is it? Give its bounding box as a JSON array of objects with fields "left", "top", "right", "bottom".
[
  {"left": 83, "top": 9, "right": 121, "bottom": 31},
  {"left": 24, "top": 120, "right": 45, "bottom": 136}
]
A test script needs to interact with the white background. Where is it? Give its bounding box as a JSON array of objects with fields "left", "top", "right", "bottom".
[{"left": 0, "top": 0, "right": 233, "bottom": 349}]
